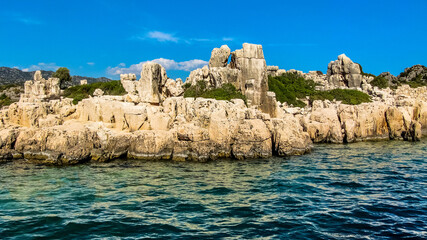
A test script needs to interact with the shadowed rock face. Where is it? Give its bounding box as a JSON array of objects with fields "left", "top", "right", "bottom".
[{"left": 327, "top": 54, "right": 362, "bottom": 88}]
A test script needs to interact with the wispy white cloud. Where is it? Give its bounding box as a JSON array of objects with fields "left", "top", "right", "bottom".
[
  {"left": 21, "top": 63, "right": 60, "bottom": 72},
  {"left": 131, "top": 30, "right": 236, "bottom": 45},
  {"left": 222, "top": 37, "right": 234, "bottom": 42},
  {"left": 16, "top": 17, "right": 42, "bottom": 25},
  {"left": 87, "top": 62, "right": 95, "bottom": 66},
  {"left": 147, "top": 31, "right": 178, "bottom": 42},
  {"left": 107, "top": 58, "right": 208, "bottom": 76}
]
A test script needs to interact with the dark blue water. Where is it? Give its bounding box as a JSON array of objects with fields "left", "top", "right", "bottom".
[{"left": 1, "top": 140, "right": 426, "bottom": 239}]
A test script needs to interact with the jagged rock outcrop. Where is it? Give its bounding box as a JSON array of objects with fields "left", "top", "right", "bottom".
[
  {"left": 1, "top": 43, "right": 427, "bottom": 166},
  {"left": 209, "top": 45, "right": 231, "bottom": 68},
  {"left": 138, "top": 62, "right": 168, "bottom": 104},
  {"left": 378, "top": 72, "right": 397, "bottom": 86},
  {"left": 0, "top": 94, "right": 312, "bottom": 164},
  {"left": 266, "top": 66, "right": 286, "bottom": 77},
  {"left": 398, "top": 64, "right": 427, "bottom": 83},
  {"left": 327, "top": 54, "right": 363, "bottom": 88},
  {"left": 120, "top": 63, "right": 183, "bottom": 104},
  {"left": 187, "top": 43, "right": 277, "bottom": 116},
  {"left": 21, "top": 70, "right": 61, "bottom": 102},
  {"left": 0, "top": 67, "right": 112, "bottom": 86}
]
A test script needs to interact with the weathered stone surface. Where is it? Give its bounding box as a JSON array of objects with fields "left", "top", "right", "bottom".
[
  {"left": 138, "top": 62, "right": 168, "bottom": 104},
  {"left": 270, "top": 117, "right": 312, "bottom": 156},
  {"left": 93, "top": 88, "right": 104, "bottom": 97},
  {"left": 327, "top": 54, "right": 362, "bottom": 88},
  {"left": 398, "top": 65, "right": 427, "bottom": 83},
  {"left": 187, "top": 43, "right": 277, "bottom": 116},
  {"left": 209, "top": 45, "right": 231, "bottom": 68},
  {"left": 21, "top": 70, "right": 61, "bottom": 102},
  {"left": 230, "top": 43, "right": 271, "bottom": 114},
  {"left": 302, "top": 102, "right": 343, "bottom": 143},
  {"left": 232, "top": 119, "right": 272, "bottom": 159},
  {"left": 378, "top": 72, "right": 397, "bottom": 86}
]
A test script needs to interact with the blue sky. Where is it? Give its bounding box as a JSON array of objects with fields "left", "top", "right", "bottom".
[{"left": 1, "top": 0, "right": 426, "bottom": 80}]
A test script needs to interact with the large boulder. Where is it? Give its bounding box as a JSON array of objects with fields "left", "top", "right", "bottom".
[
  {"left": 209, "top": 45, "right": 231, "bottom": 68},
  {"left": 327, "top": 54, "right": 363, "bottom": 88}
]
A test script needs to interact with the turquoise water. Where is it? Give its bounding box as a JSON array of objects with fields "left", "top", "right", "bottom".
[{"left": 1, "top": 140, "right": 426, "bottom": 239}]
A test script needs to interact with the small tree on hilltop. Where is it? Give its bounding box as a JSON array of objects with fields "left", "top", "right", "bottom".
[{"left": 52, "top": 67, "right": 72, "bottom": 88}]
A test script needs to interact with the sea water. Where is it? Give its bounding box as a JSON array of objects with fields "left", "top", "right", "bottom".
[{"left": 0, "top": 140, "right": 426, "bottom": 239}]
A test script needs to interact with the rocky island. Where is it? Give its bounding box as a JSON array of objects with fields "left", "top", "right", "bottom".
[{"left": 0, "top": 43, "right": 426, "bottom": 165}]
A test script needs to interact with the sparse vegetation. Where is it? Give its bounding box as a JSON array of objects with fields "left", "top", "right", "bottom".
[
  {"left": 0, "top": 84, "right": 19, "bottom": 91},
  {"left": 183, "top": 81, "right": 247, "bottom": 103},
  {"left": 269, "top": 72, "right": 371, "bottom": 107},
  {"left": 268, "top": 72, "right": 316, "bottom": 107},
  {"left": 63, "top": 80, "right": 126, "bottom": 104},
  {"left": 370, "top": 76, "right": 389, "bottom": 89},
  {"left": 0, "top": 93, "right": 13, "bottom": 107},
  {"left": 310, "top": 89, "right": 371, "bottom": 105}
]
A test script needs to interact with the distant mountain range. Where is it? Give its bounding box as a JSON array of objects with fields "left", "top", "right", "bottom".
[{"left": 0, "top": 67, "right": 113, "bottom": 86}]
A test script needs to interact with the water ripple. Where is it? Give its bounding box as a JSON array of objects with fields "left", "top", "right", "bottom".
[{"left": 0, "top": 140, "right": 426, "bottom": 239}]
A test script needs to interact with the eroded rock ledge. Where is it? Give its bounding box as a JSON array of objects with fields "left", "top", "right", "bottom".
[
  {"left": 0, "top": 95, "right": 312, "bottom": 164},
  {"left": 0, "top": 44, "right": 426, "bottom": 165}
]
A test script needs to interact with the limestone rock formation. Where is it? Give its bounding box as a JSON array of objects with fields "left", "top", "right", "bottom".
[
  {"left": 0, "top": 94, "right": 314, "bottom": 164},
  {"left": 187, "top": 43, "right": 277, "bottom": 116},
  {"left": 209, "top": 45, "right": 231, "bottom": 68},
  {"left": 398, "top": 64, "right": 427, "bottom": 83},
  {"left": 93, "top": 88, "right": 104, "bottom": 97},
  {"left": 138, "top": 62, "right": 168, "bottom": 104},
  {"left": 1, "top": 43, "right": 427, "bottom": 166},
  {"left": 327, "top": 54, "right": 363, "bottom": 88},
  {"left": 378, "top": 72, "right": 397, "bottom": 86},
  {"left": 21, "top": 70, "right": 61, "bottom": 102},
  {"left": 120, "top": 63, "right": 183, "bottom": 104}
]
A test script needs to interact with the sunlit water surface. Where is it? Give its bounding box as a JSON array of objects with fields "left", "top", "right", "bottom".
[{"left": 1, "top": 140, "right": 426, "bottom": 239}]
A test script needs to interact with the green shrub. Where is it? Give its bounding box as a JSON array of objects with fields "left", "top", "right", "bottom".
[
  {"left": 183, "top": 81, "right": 246, "bottom": 103},
  {"left": 310, "top": 89, "right": 371, "bottom": 105},
  {"left": 268, "top": 73, "right": 371, "bottom": 106},
  {"left": 63, "top": 80, "right": 126, "bottom": 104},
  {"left": 0, "top": 84, "right": 20, "bottom": 91},
  {"left": 370, "top": 76, "right": 389, "bottom": 89},
  {"left": 52, "top": 67, "right": 72, "bottom": 88},
  {"left": 0, "top": 93, "right": 13, "bottom": 107},
  {"left": 268, "top": 72, "right": 316, "bottom": 107}
]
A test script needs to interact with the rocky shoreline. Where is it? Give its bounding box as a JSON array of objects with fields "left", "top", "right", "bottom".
[{"left": 0, "top": 43, "right": 426, "bottom": 165}]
